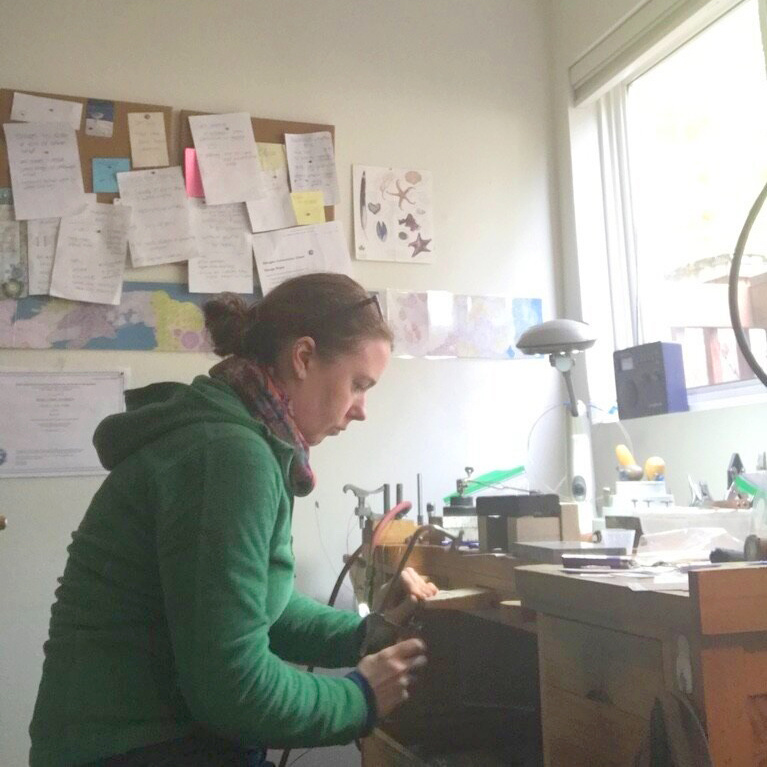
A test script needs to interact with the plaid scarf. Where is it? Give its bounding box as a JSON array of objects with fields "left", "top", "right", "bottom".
[{"left": 209, "top": 356, "right": 315, "bottom": 497}]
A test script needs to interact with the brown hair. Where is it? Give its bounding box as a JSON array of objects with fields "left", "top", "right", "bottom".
[{"left": 203, "top": 273, "right": 392, "bottom": 363}]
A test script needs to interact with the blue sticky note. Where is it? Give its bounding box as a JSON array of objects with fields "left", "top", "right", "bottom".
[{"left": 92, "top": 157, "right": 131, "bottom": 193}]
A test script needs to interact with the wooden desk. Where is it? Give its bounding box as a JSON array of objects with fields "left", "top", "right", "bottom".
[
  {"left": 516, "top": 564, "right": 767, "bottom": 766},
  {"left": 360, "top": 545, "right": 541, "bottom": 765}
]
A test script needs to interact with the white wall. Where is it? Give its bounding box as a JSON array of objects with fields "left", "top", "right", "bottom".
[
  {"left": 0, "top": 2, "right": 563, "bottom": 764},
  {"left": 549, "top": 0, "right": 767, "bottom": 509}
]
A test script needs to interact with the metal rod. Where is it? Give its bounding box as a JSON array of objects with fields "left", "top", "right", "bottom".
[
  {"left": 562, "top": 368, "right": 579, "bottom": 417},
  {"left": 416, "top": 473, "right": 423, "bottom": 525}
]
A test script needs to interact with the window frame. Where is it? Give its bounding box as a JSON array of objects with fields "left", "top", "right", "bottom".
[{"left": 575, "top": 0, "right": 767, "bottom": 415}]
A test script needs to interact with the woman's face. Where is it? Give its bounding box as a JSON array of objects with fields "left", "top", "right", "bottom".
[{"left": 288, "top": 337, "right": 391, "bottom": 446}]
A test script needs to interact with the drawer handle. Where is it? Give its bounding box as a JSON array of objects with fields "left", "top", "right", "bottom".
[{"left": 586, "top": 688, "right": 613, "bottom": 706}]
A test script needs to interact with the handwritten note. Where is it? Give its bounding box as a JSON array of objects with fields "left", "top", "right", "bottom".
[
  {"left": 189, "top": 112, "right": 264, "bottom": 205},
  {"left": 0, "top": 205, "right": 27, "bottom": 299},
  {"left": 245, "top": 142, "right": 295, "bottom": 232},
  {"left": 3, "top": 122, "right": 87, "bottom": 220},
  {"left": 188, "top": 199, "right": 254, "bottom": 294},
  {"left": 285, "top": 131, "right": 340, "bottom": 205},
  {"left": 27, "top": 218, "right": 59, "bottom": 295},
  {"left": 27, "top": 193, "right": 97, "bottom": 295},
  {"left": 251, "top": 221, "right": 351, "bottom": 294},
  {"left": 116, "top": 167, "right": 197, "bottom": 267},
  {"left": 11, "top": 93, "right": 83, "bottom": 131},
  {"left": 291, "top": 191, "right": 326, "bottom": 224},
  {"left": 49, "top": 203, "right": 131, "bottom": 305},
  {"left": 127, "top": 112, "right": 170, "bottom": 168}
]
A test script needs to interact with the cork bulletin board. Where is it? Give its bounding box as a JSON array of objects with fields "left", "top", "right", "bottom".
[
  {"left": 179, "top": 110, "right": 336, "bottom": 221},
  {"left": 0, "top": 88, "right": 173, "bottom": 201}
]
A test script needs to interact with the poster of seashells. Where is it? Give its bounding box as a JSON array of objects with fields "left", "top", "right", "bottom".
[{"left": 352, "top": 165, "right": 434, "bottom": 264}]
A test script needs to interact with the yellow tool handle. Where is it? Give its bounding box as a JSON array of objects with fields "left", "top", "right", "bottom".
[{"left": 615, "top": 444, "right": 637, "bottom": 468}]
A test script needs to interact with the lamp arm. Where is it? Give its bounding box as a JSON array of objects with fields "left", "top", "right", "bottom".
[
  {"left": 561, "top": 367, "right": 579, "bottom": 417},
  {"left": 729, "top": 179, "right": 767, "bottom": 388}
]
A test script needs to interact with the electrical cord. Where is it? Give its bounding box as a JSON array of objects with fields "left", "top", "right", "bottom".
[{"left": 525, "top": 400, "right": 636, "bottom": 497}]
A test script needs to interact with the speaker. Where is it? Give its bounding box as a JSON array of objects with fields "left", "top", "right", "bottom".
[{"left": 614, "top": 342, "right": 689, "bottom": 420}]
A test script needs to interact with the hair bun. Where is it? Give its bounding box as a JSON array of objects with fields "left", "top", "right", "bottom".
[{"left": 203, "top": 293, "right": 249, "bottom": 356}]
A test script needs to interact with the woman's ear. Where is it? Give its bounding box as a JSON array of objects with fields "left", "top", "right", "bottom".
[{"left": 291, "top": 336, "right": 317, "bottom": 381}]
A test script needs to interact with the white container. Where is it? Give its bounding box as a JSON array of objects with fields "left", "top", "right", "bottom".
[{"left": 600, "top": 528, "right": 636, "bottom": 554}]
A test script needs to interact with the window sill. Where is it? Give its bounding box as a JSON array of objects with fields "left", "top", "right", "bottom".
[
  {"left": 686, "top": 380, "right": 767, "bottom": 412},
  {"left": 590, "top": 380, "right": 767, "bottom": 425}
]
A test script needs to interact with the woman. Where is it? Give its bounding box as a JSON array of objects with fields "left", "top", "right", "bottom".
[{"left": 30, "top": 273, "right": 434, "bottom": 766}]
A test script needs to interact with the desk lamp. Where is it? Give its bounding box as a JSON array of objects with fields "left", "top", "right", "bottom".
[{"left": 517, "top": 319, "right": 597, "bottom": 533}]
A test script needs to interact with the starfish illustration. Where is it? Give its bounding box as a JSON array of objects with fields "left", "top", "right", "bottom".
[
  {"left": 408, "top": 234, "right": 431, "bottom": 257},
  {"left": 386, "top": 179, "right": 416, "bottom": 209}
]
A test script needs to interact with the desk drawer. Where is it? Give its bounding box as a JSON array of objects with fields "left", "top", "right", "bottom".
[
  {"left": 538, "top": 615, "right": 667, "bottom": 766},
  {"left": 538, "top": 614, "right": 666, "bottom": 719},
  {"left": 542, "top": 683, "right": 648, "bottom": 766}
]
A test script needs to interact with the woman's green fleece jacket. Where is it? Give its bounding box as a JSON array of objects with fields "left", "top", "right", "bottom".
[{"left": 29, "top": 376, "right": 369, "bottom": 766}]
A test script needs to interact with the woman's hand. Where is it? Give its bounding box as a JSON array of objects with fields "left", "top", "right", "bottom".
[
  {"left": 381, "top": 567, "right": 439, "bottom": 626},
  {"left": 357, "top": 638, "right": 427, "bottom": 717}
]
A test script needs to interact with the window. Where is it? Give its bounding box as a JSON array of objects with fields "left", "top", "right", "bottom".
[{"left": 590, "top": 0, "right": 767, "bottom": 400}]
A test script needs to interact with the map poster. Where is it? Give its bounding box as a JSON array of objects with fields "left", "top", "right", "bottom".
[{"left": 0, "top": 282, "right": 225, "bottom": 352}]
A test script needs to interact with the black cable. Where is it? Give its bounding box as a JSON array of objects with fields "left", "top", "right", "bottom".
[
  {"left": 277, "top": 543, "right": 365, "bottom": 767},
  {"left": 729, "top": 179, "right": 767, "bottom": 388}
]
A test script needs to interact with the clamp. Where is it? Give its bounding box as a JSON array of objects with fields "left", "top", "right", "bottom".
[{"left": 343, "top": 483, "right": 390, "bottom": 529}]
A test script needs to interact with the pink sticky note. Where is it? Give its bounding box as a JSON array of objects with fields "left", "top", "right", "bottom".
[{"left": 184, "top": 147, "right": 205, "bottom": 198}]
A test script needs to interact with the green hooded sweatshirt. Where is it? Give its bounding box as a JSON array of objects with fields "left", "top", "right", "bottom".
[{"left": 29, "top": 376, "right": 368, "bottom": 766}]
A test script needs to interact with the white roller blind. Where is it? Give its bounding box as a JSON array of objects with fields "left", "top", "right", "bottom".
[{"left": 569, "top": 0, "right": 744, "bottom": 105}]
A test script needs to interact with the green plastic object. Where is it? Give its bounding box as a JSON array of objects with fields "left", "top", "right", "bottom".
[
  {"left": 735, "top": 473, "right": 767, "bottom": 497},
  {"left": 443, "top": 466, "right": 526, "bottom": 503}
]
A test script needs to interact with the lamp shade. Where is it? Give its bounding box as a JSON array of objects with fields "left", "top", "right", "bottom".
[{"left": 516, "top": 319, "right": 596, "bottom": 356}]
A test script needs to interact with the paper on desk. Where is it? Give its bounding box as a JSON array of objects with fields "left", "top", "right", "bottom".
[
  {"left": 116, "top": 167, "right": 197, "bottom": 267},
  {"left": 127, "top": 112, "right": 170, "bottom": 168},
  {"left": 188, "top": 199, "right": 254, "bottom": 294},
  {"left": 251, "top": 220, "right": 351, "bottom": 294},
  {"left": 285, "top": 131, "right": 339, "bottom": 205},
  {"left": 3, "top": 122, "right": 87, "bottom": 220},
  {"left": 11, "top": 92, "right": 83, "bottom": 131},
  {"left": 189, "top": 113, "right": 264, "bottom": 205},
  {"left": 0, "top": 204, "right": 27, "bottom": 299},
  {"left": 49, "top": 202, "right": 131, "bottom": 305}
]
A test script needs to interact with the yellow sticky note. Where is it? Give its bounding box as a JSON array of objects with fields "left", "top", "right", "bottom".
[
  {"left": 291, "top": 191, "right": 326, "bottom": 224},
  {"left": 257, "top": 143, "right": 287, "bottom": 171}
]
